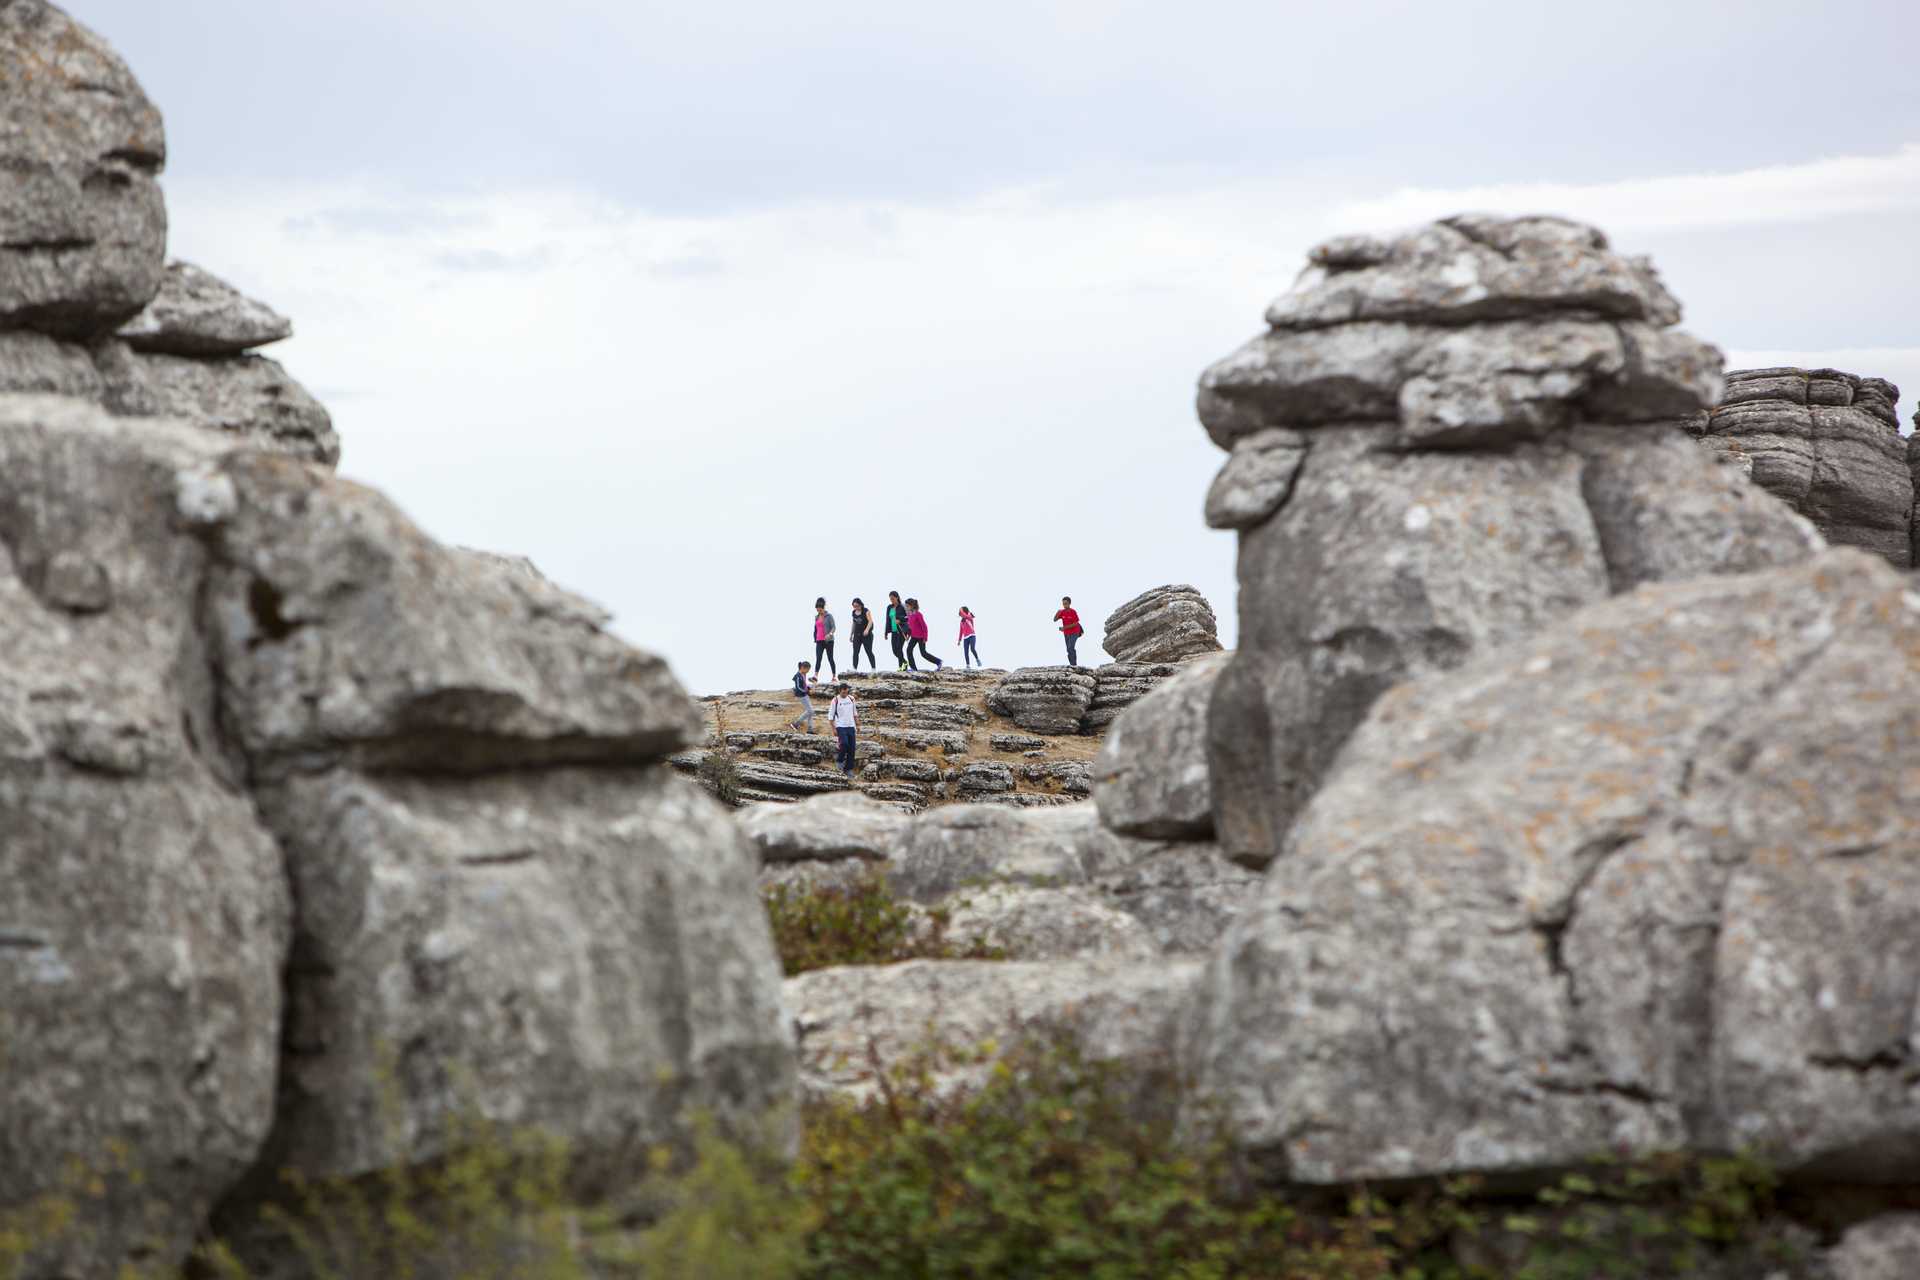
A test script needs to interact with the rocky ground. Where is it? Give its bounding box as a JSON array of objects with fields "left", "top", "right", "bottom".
[{"left": 675, "top": 667, "right": 1104, "bottom": 811}]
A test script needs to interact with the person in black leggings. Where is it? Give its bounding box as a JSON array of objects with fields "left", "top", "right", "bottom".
[
  {"left": 885, "top": 590, "right": 908, "bottom": 670},
  {"left": 812, "top": 596, "right": 837, "bottom": 678},
  {"left": 849, "top": 597, "right": 878, "bottom": 670}
]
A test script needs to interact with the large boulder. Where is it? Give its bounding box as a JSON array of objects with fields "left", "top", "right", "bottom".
[
  {"left": 1100, "top": 585, "right": 1223, "bottom": 663},
  {"left": 0, "top": 395, "right": 796, "bottom": 1272},
  {"left": 1186, "top": 549, "right": 1920, "bottom": 1186},
  {"left": 1682, "top": 367, "right": 1911, "bottom": 568},
  {"left": 786, "top": 958, "right": 1200, "bottom": 1106},
  {"left": 117, "top": 259, "right": 294, "bottom": 356},
  {"left": 1094, "top": 654, "right": 1225, "bottom": 840},
  {"left": 985, "top": 665, "right": 1097, "bottom": 735},
  {"left": 1828, "top": 1215, "right": 1920, "bottom": 1280},
  {"left": 0, "top": 0, "right": 166, "bottom": 338},
  {"left": 1199, "top": 215, "right": 1820, "bottom": 867}
]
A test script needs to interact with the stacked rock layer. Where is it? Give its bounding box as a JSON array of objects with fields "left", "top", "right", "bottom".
[
  {"left": 1683, "top": 366, "right": 1911, "bottom": 568},
  {"left": 1196, "top": 214, "right": 1819, "bottom": 866},
  {"left": 0, "top": 2, "right": 336, "bottom": 464},
  {"left": 1100, "top": 585, "right": 1223, "bottom": 664}
]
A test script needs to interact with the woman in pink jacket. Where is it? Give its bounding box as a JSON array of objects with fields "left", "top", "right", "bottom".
[{"left": 903, "top": 598, "right": 943, "bottom": 671}]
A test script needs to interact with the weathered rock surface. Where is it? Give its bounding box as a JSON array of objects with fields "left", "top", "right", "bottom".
[
  {"left": 0, "top": 396, "right": 794, "bottom": 1271},
  {"left": 117, "top": 260, "right": 293, "bottom": 355},
  {"left": 93, "top": 341, "right": 338, "bottom": 465},
  {"left": 1082, "top": 661, "right": 1181, "bottom": 732},
  {"left": 1204, "top": 427, "right": 1309, "bottom": 529},
  {"left": 1681, "top": 367, "right": 1911, "bottom": 568},
  {"left": 0, "top": 399, "right": 288, "bottom": 1278},
  {"left": 739, "top": 791, "right": 910, "bottom": 863},
  {"left": 1091, "top": 845, "right": 1257, "bottom": 955},
  {"left": 1095, "top": 654, "right": 1226, "bottom": 840},
  {"left": 0, "top": 0, "right": 166, "bottom": 338},
  {"left": 888, "top": 804, "right": 1113, "bottom": 903},
  {"left": 1100, "top": 585, "right": 1224, "bottom": 664},
  {"left": 985, "top": 665, "right": 1098, "bottom": 735},
  {"left": 956, "top": 760, "right": 1014, "bottom": 794},
  {"left": 943, "top": 884, "right": 1161, "bottom": 961},
  {"left": 1199, "top": 216, "right": 1820, "bottom": 867},
  {"left": 1828, "top": 1214, "right": 1920, "bottom": 1280},
  {"left": 1187, "top": 549, "right": 1920, "bottom": 1186},
  {"left": 0, "top": 332, "right": 338, "bottom": 465},
  {"left": 786, "top": 958, "right": 1199, "bottom": 1105}
]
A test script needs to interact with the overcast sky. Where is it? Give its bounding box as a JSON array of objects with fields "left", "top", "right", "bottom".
[{"left": 74, "top": 1, "right": 1920, "bottom": 693}]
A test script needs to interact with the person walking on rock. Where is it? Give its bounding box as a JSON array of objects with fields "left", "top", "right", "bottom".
[
  {"left": 827, "top": 682, "right": 859, "bottom": 777},
  {"left": 885, "top": 590, "right": 909, "bottom": 671},
  {"left": 813, "top": 597, "right": 837, "bottom": 679},
  {"left": 958, "top": 606, "right": 981, "bottom": 667},
  {"left": 789, "top": 660, "right": 816, "bottom": 733},
  {"left": 848, "top": 597, "right": 878, "bottom": 671},
  {"left": 904, "top": 598, "right": 943, "bottom": 670},
  {"left": 1054, "top": 596, "right": 1083, "bottom": 667}
]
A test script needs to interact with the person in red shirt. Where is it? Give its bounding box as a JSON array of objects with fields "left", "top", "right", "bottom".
[
  {"left": 1053, "top": 596, "right": 1083, "bottom": 667},
  {"left": 904, "top": 597, "right": 943, "bottom": 670}
]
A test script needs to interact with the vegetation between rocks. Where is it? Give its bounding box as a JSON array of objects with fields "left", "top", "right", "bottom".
[
  {"left": 761, "top": 866, "right": 1004, "bottom": 975},
  {"left": 4, "top": 1038, "right": 1808, "bottom": 1280}
]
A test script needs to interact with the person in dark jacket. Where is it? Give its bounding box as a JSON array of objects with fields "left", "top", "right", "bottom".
[
  {"left": 848, "top": 597, "right": 878, "bottom": 670},
  {"left": 885, "top": 590, "right": 909, "bottom": 671},
  {"left": 813, "top": 596, "right": 837, "bottom": 678},
  {"left": 1053, "top": 596, "right": 1083, "bottom": 667}
]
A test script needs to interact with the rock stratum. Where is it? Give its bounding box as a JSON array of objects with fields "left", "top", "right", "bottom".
[{"left": 1682, "top": 366, "right": 1913, "bottom": 569}]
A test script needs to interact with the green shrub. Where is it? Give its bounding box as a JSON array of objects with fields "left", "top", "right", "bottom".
[{"left": 762, "top": 867, "right": 1003, "bottom": 975}]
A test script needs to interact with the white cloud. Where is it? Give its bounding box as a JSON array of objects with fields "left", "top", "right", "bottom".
[{"left": 1331, "top": 145, "right": 1920, "bottom": 236}]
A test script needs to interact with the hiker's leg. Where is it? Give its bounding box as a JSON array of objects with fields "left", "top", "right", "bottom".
[{"left": 825, "top": 641, "right": 837, "bottom": 677}]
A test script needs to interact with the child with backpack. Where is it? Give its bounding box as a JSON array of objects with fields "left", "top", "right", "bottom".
[
  {"left": 827, "top": 683, "right": 859, "bottom": 776},
  {"left": 789, "top": 661, "right": 816, "bottom": 733},
  {"left": 958, "top": 606, "right": 981, "bottom": 667}
]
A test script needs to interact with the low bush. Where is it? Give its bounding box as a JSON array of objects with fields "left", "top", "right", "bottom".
[{"left": 762, "top": 867, "right": 1003, "bottom": 975}]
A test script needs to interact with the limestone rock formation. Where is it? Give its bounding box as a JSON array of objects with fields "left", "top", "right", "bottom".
[
  {"left": 986, "top": 665, "right": 1097, "bottom": 735},
  {"left": 1100, "top": 585, "right": 1223, "bottom": 663},
  {"left": 1094, "top": 654, "right": 1225, "bottom": 840},
  {"left": 0, "top": 396, "right": 794, "bottom": 1273},
  {"left": 1186, "top": 549, "right": 1920, "bottom": 1186},
  {"left": 786, "top": 958, "right": 1199, "bottom": 1106},
  {"left": 117, "top": 260, "right": 294, "bottom": 355},
  {"left": 1681, "top": 367, "right": 1911, "bottom": 568},
  {"left": 0, "top": 5, "right": 334, "bottom": 466},
  {"left": 0, "top": 0, "right": 166, "bottom": 338},
  {"left": 1198, "top": 215, "right": 1820, "bottom": 867},
  {"left": 943, "top": 884, "right": 1162, "bottom": 961}
]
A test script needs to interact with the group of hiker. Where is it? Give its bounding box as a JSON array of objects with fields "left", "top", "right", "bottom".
[{"left": 789, "top": 593, "right": 1087, "bottom": 777}]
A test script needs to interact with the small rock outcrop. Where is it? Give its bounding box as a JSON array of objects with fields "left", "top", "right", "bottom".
[
  {"left": 1081, "top": 662, "right": 1181, "bottom": 731},
  {"left": 1186, "top": 549, "right": 1920, "bottom": 1186},
  {"left": 116, "top": 260, "right": 294, "bottom": 355},
  {"left": 740, "top": 791, "right": 910, "bottom": 862},
  {"left": 1197, "top": 214, "right": 1820, "bottom": 867},
  {"left": 1094, "top": 654, "right": 1225, "bottom": 840},
  {"left": 1683, "top": 367, "right": 1911, "bottom": 568},
  {"left": 1100, "top": 585, "right": 1223, "bottom": 664},
  {"left": 986, "top": 665, "right": 1098, "bottom": 735}
]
